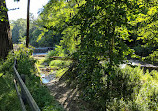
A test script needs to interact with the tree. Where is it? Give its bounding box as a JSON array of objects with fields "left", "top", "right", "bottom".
[
  {"left": 135, "top": 1, "right": 158, "bottom": 63},
  {"left": 0, "top": 0, "right": 13, "bottom": 59},
  {"left": 11, "top": 18, "right": 27, "bottom": 43},
  {"left": 38, "top": 0, "right": 84, "bottom": 54},
  {"left": 43, "top": 0, "right": 158, "bottom": 110}
]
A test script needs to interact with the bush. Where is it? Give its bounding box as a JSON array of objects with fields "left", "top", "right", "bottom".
[
  {"left": 49, "top": 60, "right": 71, "bottom": 67},
  {"left": 143, "top": 50, "right": 158, "bottom": 64},
  {"left": 134, "top": 45, "right": 155, "bottom": 57},
  {"left": 0, "top": 45, "right": 36, "bottom": 77},
  {"left": 0, "top": 73, "right": 21, "bottom": 111},
  {"left": 0, "top": 45, "right": 64, "bottom": 111},
  {"left": 66, "top": 61, "right": 158, "bottom": 111}
]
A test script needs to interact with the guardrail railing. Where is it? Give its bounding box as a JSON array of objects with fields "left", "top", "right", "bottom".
[{"left": 13, "top": 60, "right": 40, "bottom": 111}]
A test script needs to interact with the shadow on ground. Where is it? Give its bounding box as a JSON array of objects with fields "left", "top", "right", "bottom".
[{"left": 46, "top": 79, "right": 94, "bottom": 111}]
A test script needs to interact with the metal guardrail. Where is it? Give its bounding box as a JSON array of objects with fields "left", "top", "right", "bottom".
[{"left": 13, "top": 60, "right": 40, "bottom": 111}]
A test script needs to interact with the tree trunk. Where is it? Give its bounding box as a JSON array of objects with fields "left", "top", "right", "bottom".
[
  {"left": 0, "top": 0, "right": 13, "bottom": 59},
  {"left": 26, "top": 0, "right": 30, "bottom": 48}
]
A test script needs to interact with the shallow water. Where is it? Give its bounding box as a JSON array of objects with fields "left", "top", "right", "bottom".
[
  {"left": 33, "top": 53, "right": 48, "bottom": 55},
  {"left": 40, "top": 73, "right": 55, "bottom": 84}
]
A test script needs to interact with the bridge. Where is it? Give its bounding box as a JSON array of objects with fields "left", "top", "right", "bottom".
[{"left": 33, "top": 47, "right": 54, "bottom": 53}]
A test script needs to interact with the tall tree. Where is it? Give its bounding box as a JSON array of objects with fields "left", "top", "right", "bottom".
[{"left": 0, "top": 0, "right": 13, "bottom": 59}]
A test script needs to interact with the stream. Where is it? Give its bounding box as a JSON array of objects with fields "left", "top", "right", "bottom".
[
  {"left": 40, "top": 73, "right": 56, "bottom": 84},
  {"left": 33, "top": 52, "right": 53, "bottom": 84},
  {"left": 34, "top": 52, "right": 157, "bottom": 84},
  {"left": 33, "top": 52, "right": 48, "bottom": 56}
]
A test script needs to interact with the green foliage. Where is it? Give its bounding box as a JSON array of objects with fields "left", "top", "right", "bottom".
[
  {"left": 48, "top": 50, "right": 59, "bottom": 57},
  {"left": 26, "top": 75, "right": 64, "bottom": 111},
  {"left": 10, "top": 17, "right": 55, "bottom": 47},
  {"left": 0, "top": 46, "right": 64, "bottom": 110},
  {"left": 37, "top": 0, "right": 83, "bottom": 54},
  {"left": 55, "top": 68, "right": 68, "bottom": 78},
  {"left": 142, "top": 50, "right": 158, "bottom": 64},
  {"left": 134, "top": 69, "right": 158, "bottom": 111},
  {"left": 129, "top": 0, "right": 158, "bottom": 63},
  {"left": 42, "top": 0, "right": 158, "bottom": 110},
  {"left": 0, "top": 1, "right": 8, "bottom": 22},
  {"left": 11, "top": 19, "right": 27, "bottom": 43},
  {"left": 35, "top": 0, "right": 158, "bottom": 110},
  {"left": 44, "top": 45, "right": 73, "bottom": 65},
  {"left": 44, "top": 50, "right": 59, "bottom": 64},
  {"left": 49, "top": 60, "right": 71, "bottom": 67},
  {"left": 0, "top": 74, "right": 21, "bottom": 111},
  {"left": 69, "top": 65, "right": 158, "bottom": 111},
  {"left": 0, "top": 45, "right": 35, "bottom": 76},
  {"left": 49, "top": 60, "right": 71, "bottom": 78}
]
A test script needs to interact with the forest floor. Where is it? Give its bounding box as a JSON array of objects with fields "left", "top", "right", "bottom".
[
  {"left": 40, "top": 69, "right": 94, "bottom": 111},
  {"left": 34, "top": 55, "right": 94, "bottom": 111},
  {"left": 46, "top": 78, "right": 93, "bottom": 111}
]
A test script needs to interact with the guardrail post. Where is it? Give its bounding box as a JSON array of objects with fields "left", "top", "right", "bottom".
[
  {"left": 15, "top": 59, "right": 17, "bottom": 69},
  {"left": 21, "top": 74, "right": 27, "bottom": 104}
]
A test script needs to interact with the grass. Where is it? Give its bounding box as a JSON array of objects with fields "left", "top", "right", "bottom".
[
  {"left": 0, "top": 73, "right": 3, "bottom": 77},
  {"left": 0, "top": 52, "right": 65, "bottom": 111},
  {"left": 38, "top": 58, "right": 71, "bottom": 78},
  {"left": 0, "top": 73, "right": 21, "bottom": 111},
  {"left": 0, "top": 70, "right": 64, "bottom": 111},
  {"left": 55, "top": 68, "right": 69, "bottom": 78},
  {"left": 48, "top": 60, "right": 72, "bottom": 78},
  {"left": 49, "top": 60, "right": 71, "bottom": 67}
]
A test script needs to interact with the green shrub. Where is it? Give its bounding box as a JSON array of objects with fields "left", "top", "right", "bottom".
[
  {"left": 49, "top": 60, "right": 71, "bottom": 67},
  {"left": 0, "top": 73, "right": 21, "bottom": 111},
  {"left": 0, "top": 45, "right": 36, "bottom": 77},
  {"left": 67, "top": 61, "right": 158, "bottom": 111},
  {"left": 143, "top": 50, "right": 158, "bottom": 64},
  {"left": 0, "top": 45, "right": 64, "bottom": 111},
  {"left": 133, "top": 69, "right": 158, "bottom": 111},
  {"left": 134, "top": 45, "right": 155, "bottom": 57},
  {"left": 44, "top": 50, "right": 59, "bottom": 64},
  {"left": 104, "top": 67, "right": 158, "bottom": 111}
]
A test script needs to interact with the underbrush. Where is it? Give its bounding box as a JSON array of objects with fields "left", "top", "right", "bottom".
[
  {"left": 143, "top": 50, "right": 158, "bottom": 65},
  {"left": 64, "top": 59, "right": 158, "bottom": 111},
  {"left": 48, "top": 60, "right": 71, "bottom": 77},
  {"left": 0, "top": 73, "right": 21, "bottom": 111},
  {"left": 134, "top": 45, "right": 158, "bottom": 64},
  {"left": 36, "top": 48, "right": 158, "bottom": 110},
  {"left": 105, "top": 66, "right": 158, "bottom": 111},
  {"left": 42, "top": 50, "right": 71, "bottom": 78},
  {"left": 0, "top": 45, "right": 64, "bottom": 111}
]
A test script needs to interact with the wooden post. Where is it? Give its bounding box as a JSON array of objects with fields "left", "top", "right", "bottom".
[{"left": 26, "top": 0, "right": 30, "bottom": 48}]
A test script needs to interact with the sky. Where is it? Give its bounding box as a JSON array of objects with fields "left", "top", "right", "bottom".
[{"left": 6, "top": 0, "right": 49, "bottom": 20}]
